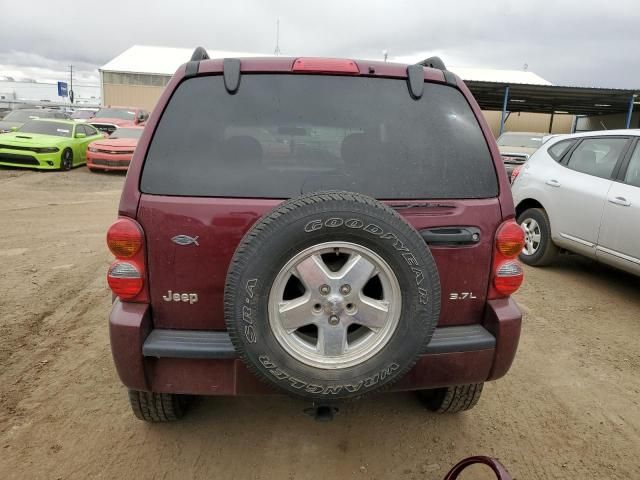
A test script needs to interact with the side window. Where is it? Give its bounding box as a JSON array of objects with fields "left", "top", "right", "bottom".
[
  {"left": 566, "top": 138, "right": 627, "bottom": 179},
  {"left": 84, "top": 124, "right": 98, "bottom": 136},
  {"left": 548, "top": 139, "right": 575, "bottom": 161},
  {"left": 624, "top": 144, "right": 640, "bottom": 188},
  {"left": 76, "top": 125, "right": 88, "bottom": 136}
]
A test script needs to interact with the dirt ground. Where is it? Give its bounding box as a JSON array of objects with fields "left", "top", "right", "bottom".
[{"left": 0, "top": 167, "right": 639, "bottom": 480}]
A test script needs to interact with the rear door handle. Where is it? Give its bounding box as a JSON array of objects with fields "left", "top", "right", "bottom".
[
  {"left": 545, "top": 179, "right": 561, "bottom": 187},
  {"left": 420, "top": 227, "right": 481, "bottom": 246},
  {"left": 608, "top": 196, "right": 631, "bottom": 207}
]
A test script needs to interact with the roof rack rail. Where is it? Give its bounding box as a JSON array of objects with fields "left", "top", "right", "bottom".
[
  {"left": 190, "top": 47, "right": 210, "bottom": 62},
  {"left": 418, "top": 56, "right": 446, "bottom": 71}
]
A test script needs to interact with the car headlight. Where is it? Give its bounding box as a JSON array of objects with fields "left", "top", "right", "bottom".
[
  {"left": 88, "top": 146, "right": 98, "bottom": 153},
  {"left": 33, "top": 147, "right": 60, "bottom": 153}
]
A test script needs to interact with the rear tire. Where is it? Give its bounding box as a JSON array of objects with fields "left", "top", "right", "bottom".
[
  {"left": 127, "top": 390, "right": 189, "bottom": 422},
  {"left": 418, "top": 383, "right": 484, "bottom": 413},
  {"left": 517, "top": 208, "right": 558, "bottom": 266}
]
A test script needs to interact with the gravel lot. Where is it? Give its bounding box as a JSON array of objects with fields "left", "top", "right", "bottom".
[{"left": 0, "top": 167, "right": 639, "bottom": 480}]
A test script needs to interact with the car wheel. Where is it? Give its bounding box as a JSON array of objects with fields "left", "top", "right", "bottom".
[
  {"left": 224, "top": 191, "right": 441, "bottom": 402},
  {"left": 127, "top": 390, "right": 189, "bottom": 422},
  {"left": 517, "top": 208, "right": 558, "bottom": 266},
  {"left": 418, "top": 383, "right": 484, "bottom": 413},
  {"left": 60, "top": 148, "right": 73, "bottom": 171}
]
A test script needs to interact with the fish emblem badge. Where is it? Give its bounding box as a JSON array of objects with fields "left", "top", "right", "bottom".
[{"left": 171, "top": 235, "right": 199, "bottom": 246}]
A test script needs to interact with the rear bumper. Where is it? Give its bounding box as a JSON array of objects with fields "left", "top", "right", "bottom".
[{"left": 109, "top": 298, "right": 521, "bottom": 395}]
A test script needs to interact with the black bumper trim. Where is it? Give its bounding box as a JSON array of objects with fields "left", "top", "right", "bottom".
[{"left": 142, "top": 325, "right": 495, "bottom": 360}]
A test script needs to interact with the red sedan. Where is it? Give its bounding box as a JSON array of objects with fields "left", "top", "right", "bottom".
[{"left": 86, "top": 126, "right": 143, "bottom": 172}]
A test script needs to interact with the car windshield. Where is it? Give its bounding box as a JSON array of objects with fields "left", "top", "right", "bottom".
[
  {"left": 142, "top": 75, "right": 498, "bottom": 199},
  {"left": 95, "top": 108, "right": 136, "bottom": 120},
  {"left": 497, "top": 133, "right": 544, "bottom": 148},
  {"left": 109, "top": 128, "right": 142, "bottom": 139},
  {"left": 71, "top": 110, "right": 95, "bottom": 119},
  {"left": 18, "top": 120, "right": 72, "bottom": 137},
  {"left": 3, "top": 110, "right": 46, "bottom": 122}
]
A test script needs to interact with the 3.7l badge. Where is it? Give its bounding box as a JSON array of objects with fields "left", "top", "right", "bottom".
[{"left": 449, "top": 292, "right": 477, "bottom": 300}]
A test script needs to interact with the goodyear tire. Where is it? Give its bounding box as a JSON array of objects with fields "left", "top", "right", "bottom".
[{"left": 224, "top": 191, "right": 440, "bottom": 402}]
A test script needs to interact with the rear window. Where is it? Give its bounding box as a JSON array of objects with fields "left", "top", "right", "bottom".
[
  {"left": 548, "top": 139, "right": 576, "bottom": 161},
  {"left": 95, "top": 108, "right": 135, "bottom": 120},
  {"left": 141, "top": 75, "right": 498, "bottom": 199},
  {"left": 497, "top": 133, "right": 544, "bottom": 148}
]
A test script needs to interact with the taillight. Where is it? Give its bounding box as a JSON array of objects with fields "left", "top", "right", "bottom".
[
  {"left": 292, "top": 58, "right": 360, "bottom": 74},
  {"left": 496, "top": 221, "right": 525, "bottom": 257},
  {"left": 493, "top": 261, "right": 524, "bottom": 296},
  {"left": 107, "top": 218, "right": 142, "bottom": 258},
  {"left": 107, "top": 261, "right": 144, "bottom": 299},
  {"left": 106, "top": 217, "right": 148, "bottom": 302},
  {"left": 511, "top": 166, "right": 522, "bottom": 183},
  {"left": 490, "top": 220, "right": 525, "bottom": 298}
]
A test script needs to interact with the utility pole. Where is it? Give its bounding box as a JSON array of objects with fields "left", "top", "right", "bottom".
[
  {"left": 69, "top": 65, "right": 74, "bottom": 104},
  {"left": 274, "top": 19, "right": 281, "bottom": 56}
]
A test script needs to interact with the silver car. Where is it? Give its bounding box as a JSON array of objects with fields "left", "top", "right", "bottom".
[{"left": 511, "top": 130, "right": 640, "bottom": 276}]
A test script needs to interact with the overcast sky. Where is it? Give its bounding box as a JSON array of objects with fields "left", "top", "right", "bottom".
[{"left": 1, "top": 0, "right": 639, "bottom": 88}]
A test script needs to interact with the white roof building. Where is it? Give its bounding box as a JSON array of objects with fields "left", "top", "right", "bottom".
[
  {"left": 101, "top": 45, "right": 552, "bottom": 84},
  {"left": 99, "top": 45, "right": 553, "bottom": 112},
  {"left": 100, "top": 45, "right": 267, "bottom": 76}
]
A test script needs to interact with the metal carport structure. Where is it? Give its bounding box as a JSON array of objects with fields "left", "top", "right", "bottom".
[{"left": 464, "top": 81, "right": 639, "bottom": 135}]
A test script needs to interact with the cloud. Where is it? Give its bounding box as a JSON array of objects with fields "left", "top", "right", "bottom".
[{"left": 1, "top": 0, "right": 639, "bottom": 88}]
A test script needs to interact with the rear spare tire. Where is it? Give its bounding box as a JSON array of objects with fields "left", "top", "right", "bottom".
[{"left": 224, "top": 191, "right": 440, "bottom": 402}]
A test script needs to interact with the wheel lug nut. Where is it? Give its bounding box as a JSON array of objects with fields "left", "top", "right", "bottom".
[
  {"left": 340, "top": 284, "right": 351, "bottom": 295},
  {"left": 319, "top": 284, "right": 330, "bottom": 295},
  {"left": 328, "top": 315, "right": 339, "bottom": 326}
]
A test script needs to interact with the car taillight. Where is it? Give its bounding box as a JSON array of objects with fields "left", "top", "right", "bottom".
[
  {"left": 495, "top": 221, "right": 525, "bottom": 257},
  {"left": 107, "top": 218, "right": 143, "bottom": 258},
  {"left": 107, "top": 261, "right": 144, "bottom": 298},
  {"left": 490, "top": 220, "right": 525, "bottom": 298},
  {"left": 511, "top": 166, "right": 522, "bottom": 183},
  {"left": 106, "top": 217, "right": 148, "bottom": 302},
  {"left": 292, "top": 57, "right": 360, "bottom": 74},
  {"left": 493, "top": 261, "right": 524, "bottom": 296}
]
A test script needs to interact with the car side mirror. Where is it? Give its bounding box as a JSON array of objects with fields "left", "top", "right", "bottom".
[
  {"left": 10, "top": 126, "right": 18, "bottom": 132},
  {"left": 75, "top": 133, "right": 86, "bottom": 139}
]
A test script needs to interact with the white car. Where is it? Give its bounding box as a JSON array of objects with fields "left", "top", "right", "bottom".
[
  {"left": 70, "top": 107, "right": 99, "bottom": 123},
  {"left": 511, "top": 129, "right": 640, "bottom": 276}
]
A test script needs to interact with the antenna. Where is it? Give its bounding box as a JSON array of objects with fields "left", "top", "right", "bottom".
[{"left": 274, "top": 19, "right": 281, "bottom": 56}]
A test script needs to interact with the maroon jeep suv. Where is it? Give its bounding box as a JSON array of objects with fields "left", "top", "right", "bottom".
[{"left": 107, "top": 49, "right": 524, "bottom": 422}]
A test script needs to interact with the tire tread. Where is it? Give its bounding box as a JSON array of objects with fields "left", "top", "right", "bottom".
[
  {"left": 422, "top": 383, "right": 484, "bottom": 413},
  {"left": 127, "top": 390, "right": 186, "bottom": 422}
]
